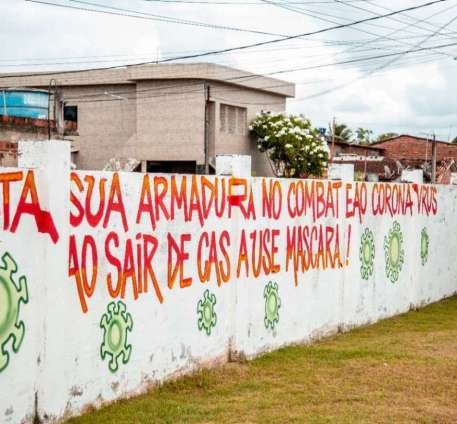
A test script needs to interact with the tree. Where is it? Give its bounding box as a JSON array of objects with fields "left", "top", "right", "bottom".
[
  {"left": 376, "top": 132, "right": 398, "bottom": 142},
  {"left": 250, "top": 112, "right": 330, "bottom": 178},
  {"left": 328, "top": 122, "right": 352, "bottom": 143},
  {"left": 355, "top": 127, "right": 373, "bottom": 145},
  {"left": 452, "top": 136, "right": 457, "bottom": 144}
]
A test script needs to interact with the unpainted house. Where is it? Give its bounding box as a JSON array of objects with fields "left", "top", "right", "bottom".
[
  {"left": 0, "top": 63, "right": 295, "bottom": 176},
  {"left": 372, "top": 134, "right": 457, "bottom": 163},
  {"left": 331, "top": 135, "right": 457, "bottom": 183},
  {"left": 373, "top": 134, "right": 457, "bottom": 182}
]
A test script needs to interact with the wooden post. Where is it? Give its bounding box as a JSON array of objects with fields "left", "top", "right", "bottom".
[{"left": 431, "top": 132, "right": 437, "bottom": 183}]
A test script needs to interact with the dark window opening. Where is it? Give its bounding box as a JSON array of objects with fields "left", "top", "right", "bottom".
[
  {"left": 147, "top": 160, "right": 196, "bottom": 174},
  {"left": 64, "top": 105, "right": 78, "bottom": 123}
]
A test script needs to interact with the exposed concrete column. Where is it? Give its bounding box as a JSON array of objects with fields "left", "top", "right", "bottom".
[{"left": 18, "top": 140, "right": 71, "bottom": 420}]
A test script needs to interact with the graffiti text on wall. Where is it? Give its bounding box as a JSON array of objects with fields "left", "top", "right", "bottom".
[
  {"left": 69, "top": 173, "right": 438, "bottom": 313},
  {"left": 0, "top": 171, "right": 59, "bottom": 243}
]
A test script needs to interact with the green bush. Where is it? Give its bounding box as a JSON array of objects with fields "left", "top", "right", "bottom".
[{"left": 250, "top": 112, "right": 329, "bottom": 178}]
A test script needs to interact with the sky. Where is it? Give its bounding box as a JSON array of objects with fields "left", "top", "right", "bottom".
[{"left": 2, "top": 0, "right": 457, "bottom": 141}]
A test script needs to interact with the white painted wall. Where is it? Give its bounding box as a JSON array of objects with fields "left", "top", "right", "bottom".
[{"left": 1, "top": 142, "right": 457, "bottom": 423}]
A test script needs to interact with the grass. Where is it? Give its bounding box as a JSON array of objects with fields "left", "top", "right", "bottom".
[{"left": 67, "top": 297, "right": 457, "bottom": 424}]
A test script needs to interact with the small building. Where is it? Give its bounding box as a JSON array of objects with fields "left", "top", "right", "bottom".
[
  {"left": 329, "top": 140, "right": 389, "bottom": 181},
  {"left": 0, "top": 63, "right": 295, "bottom": 175},
  {"left": 373, "top": 134, "right": 457, "bottom": 183},
  {"left": 330, "top": 140, "right": 384, "bottom": 159},
  {"left": 330, "top": 135, "right": 457, "bottom": 183},
  {"left": 372, "top": 134, "right": 457, "bottom": 163}
]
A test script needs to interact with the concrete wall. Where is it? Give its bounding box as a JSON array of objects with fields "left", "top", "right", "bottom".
[
  {"left": 210, "top": 82, "right": 286, "bottom": 177},
  {"left": 62, "top": 85, "right": 138, "bottom": 170},
  {"left": 133, "top": 80, "right": 206, "bottom": 164},
  {"left": 1, "top": 142, "right": 457, "bottom": 423}
]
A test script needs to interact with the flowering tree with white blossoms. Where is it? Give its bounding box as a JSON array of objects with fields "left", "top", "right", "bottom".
[{"left": 249, "top": 111, "right": 330, "bottom": 178}]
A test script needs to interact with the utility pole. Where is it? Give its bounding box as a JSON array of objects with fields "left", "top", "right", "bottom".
[
  {"left": 431, "top": 132, "right": 437, "bottom": 184},
  {"left": 55, "top": 89, "right": 65, "bottom": 138},
  {"left": 204, "top": 82, "right": 210, "bottom": 175},
  {"left": 331, "top": 117, "right": 336, "bottom": 162},
  {"left": 48, "top": 79, "right": 56, "bottom": 140}
]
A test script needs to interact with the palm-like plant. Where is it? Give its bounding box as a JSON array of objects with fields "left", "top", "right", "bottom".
[{"left": 328, "top": 122, "right": 353, "bottom": 143}]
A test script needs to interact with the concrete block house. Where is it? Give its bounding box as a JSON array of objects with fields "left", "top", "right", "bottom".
[{"left": 0, "top": 63, "right": 295, "bottom": 175}]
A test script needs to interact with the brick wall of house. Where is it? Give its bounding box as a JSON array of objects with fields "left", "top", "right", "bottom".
[
  {"left": 0, "top": 114, "right": 77, "bottom": 166},
  {"left": 374, "top": 135, "right": 457, "bottom": 162},
  {"left": 0, "top": 115, "right": 51, "bottom": 166}
]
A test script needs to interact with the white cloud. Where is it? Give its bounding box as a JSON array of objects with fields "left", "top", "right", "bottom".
[{"left": 1, "top": 0, "right": 457, "bottom": 140}]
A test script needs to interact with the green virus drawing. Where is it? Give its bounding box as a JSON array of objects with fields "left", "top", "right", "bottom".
[
  {"left": 384, "top": 221, "right": 405, "bottom": 284},
  {"left": 100, "top": 301, "right": 133, "bottom": 373},
  {"left": 264, "top": 281, "right": 281, "bottom": 330},
  {"left": 420, "top": 227, "right": 429, "bottom": 266},
  {"left": 359, "top": 228, "right": 375, "bottom": 280},
  {"left": 197, "top": 289, "right": 217, "bottom": 336},
  {"left": 0, "top": 252, "right": 28, "bottom": 373}
]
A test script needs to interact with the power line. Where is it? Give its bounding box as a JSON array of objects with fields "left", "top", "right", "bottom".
[
  {"left": 334, "top": 0, "right": 457, "bottom": 45},
  {"left": 25, "top": 0, "right": 290, "bottom": 37},
  {"left": 300, "top": 4, "right": 457, "bottom": 100},
  {"left": 261, "top": 0, "right": 423, "bottom": 35},
  {"left": 9, "top": 0, "right": 449, "bottom": 80},
  {"left": 168, "top": 0, "right": 447, "bottom": 63},
  {"left": 55, "top": 48, "right": 445, "bottom": 103},
  {"left": 261, "top": 0, "right": 456, "bottom": 58},
  {"left": 5, "top": 29, "right": 456, "bottom": 69},
  {"left": 44, "top": 47, "right": 454, "bottom": 111},
  {"left": 3, "top": 23, "right": 456, "bottom": 103},
  {"left": 365, "top": 0, "right": 457, "bottom": 35},
  {"left": 58, "top": 52, "right": 454, "bottom": 109},
  {"left": 140, "top": 0, "right": 370, "bottom": 4},
  {"left": 44, "top": 39, "right": 457, "bottom": 107},
  {"left": 332, "top": 1, "right": 457, "bottom": 59},
  {"left": 4, "top": 27, "right": 457, "bottom": 70}
]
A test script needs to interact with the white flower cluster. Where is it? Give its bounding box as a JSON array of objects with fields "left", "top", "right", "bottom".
[{"left": 250, "top": 111, "right": 329, "bottom": 175}]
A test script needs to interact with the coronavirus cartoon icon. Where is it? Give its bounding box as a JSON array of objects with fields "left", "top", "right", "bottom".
[
  {"left": 420, "top": 227, "right": 429, "bottom": 266},
  {"left": 384, "top": 221, "right": 405, "bottom": 284},
  {"left": 197, "top": 289, "right": 217, "bottom": 336},
  {"left": 0, "top": 252, "right": 28, "bottom": 373},
  {"left": 100, "top": 301, "right": 133, "bottom": 373},
  {"left": 359, "top": 228, "right": 375, "bottom": 280},
  {"left": 264, "top": 281, "right": 280, "bottom": 330}
]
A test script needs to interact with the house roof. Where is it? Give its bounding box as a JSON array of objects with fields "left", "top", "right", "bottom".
[
  {"left": 372, "top": 134, "right": 451, "bottom": 146},
  {"left": 331, "top": 140, "right": 384, "bottom": 151},
  {"left": 0, "top": 63, "right": 295, "bottom": 98}
]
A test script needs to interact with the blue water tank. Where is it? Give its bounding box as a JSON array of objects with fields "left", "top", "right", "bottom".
[{"left": 0, "top": 89, "right": 49, "bottom": 119}]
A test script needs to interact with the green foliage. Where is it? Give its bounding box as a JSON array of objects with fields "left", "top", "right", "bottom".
[
  {"left": 329, "top": 122, "right": 353, "bottom": 143},
  {"left": 376, "top": 132, "right": 398, "bottom": 142},
  {"left": 355, "top": 127, "right": 373, "bottom": 145},
  {"left": 250, "top": 112, "right": 329, "bottom": 178},
  {"left": 452, "top": 136, "right": 457, "bottom": 144}
]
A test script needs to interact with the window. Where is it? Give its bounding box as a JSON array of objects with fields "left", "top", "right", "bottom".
[
  {"left": 220, "top": 104, "right": 247, "bottom": 135},
  {"left": 64, "top": 105, "right": 78, "bottom": 123},
  {"left": 147, "top": 161, "right": 196, "bottom": 174}
]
